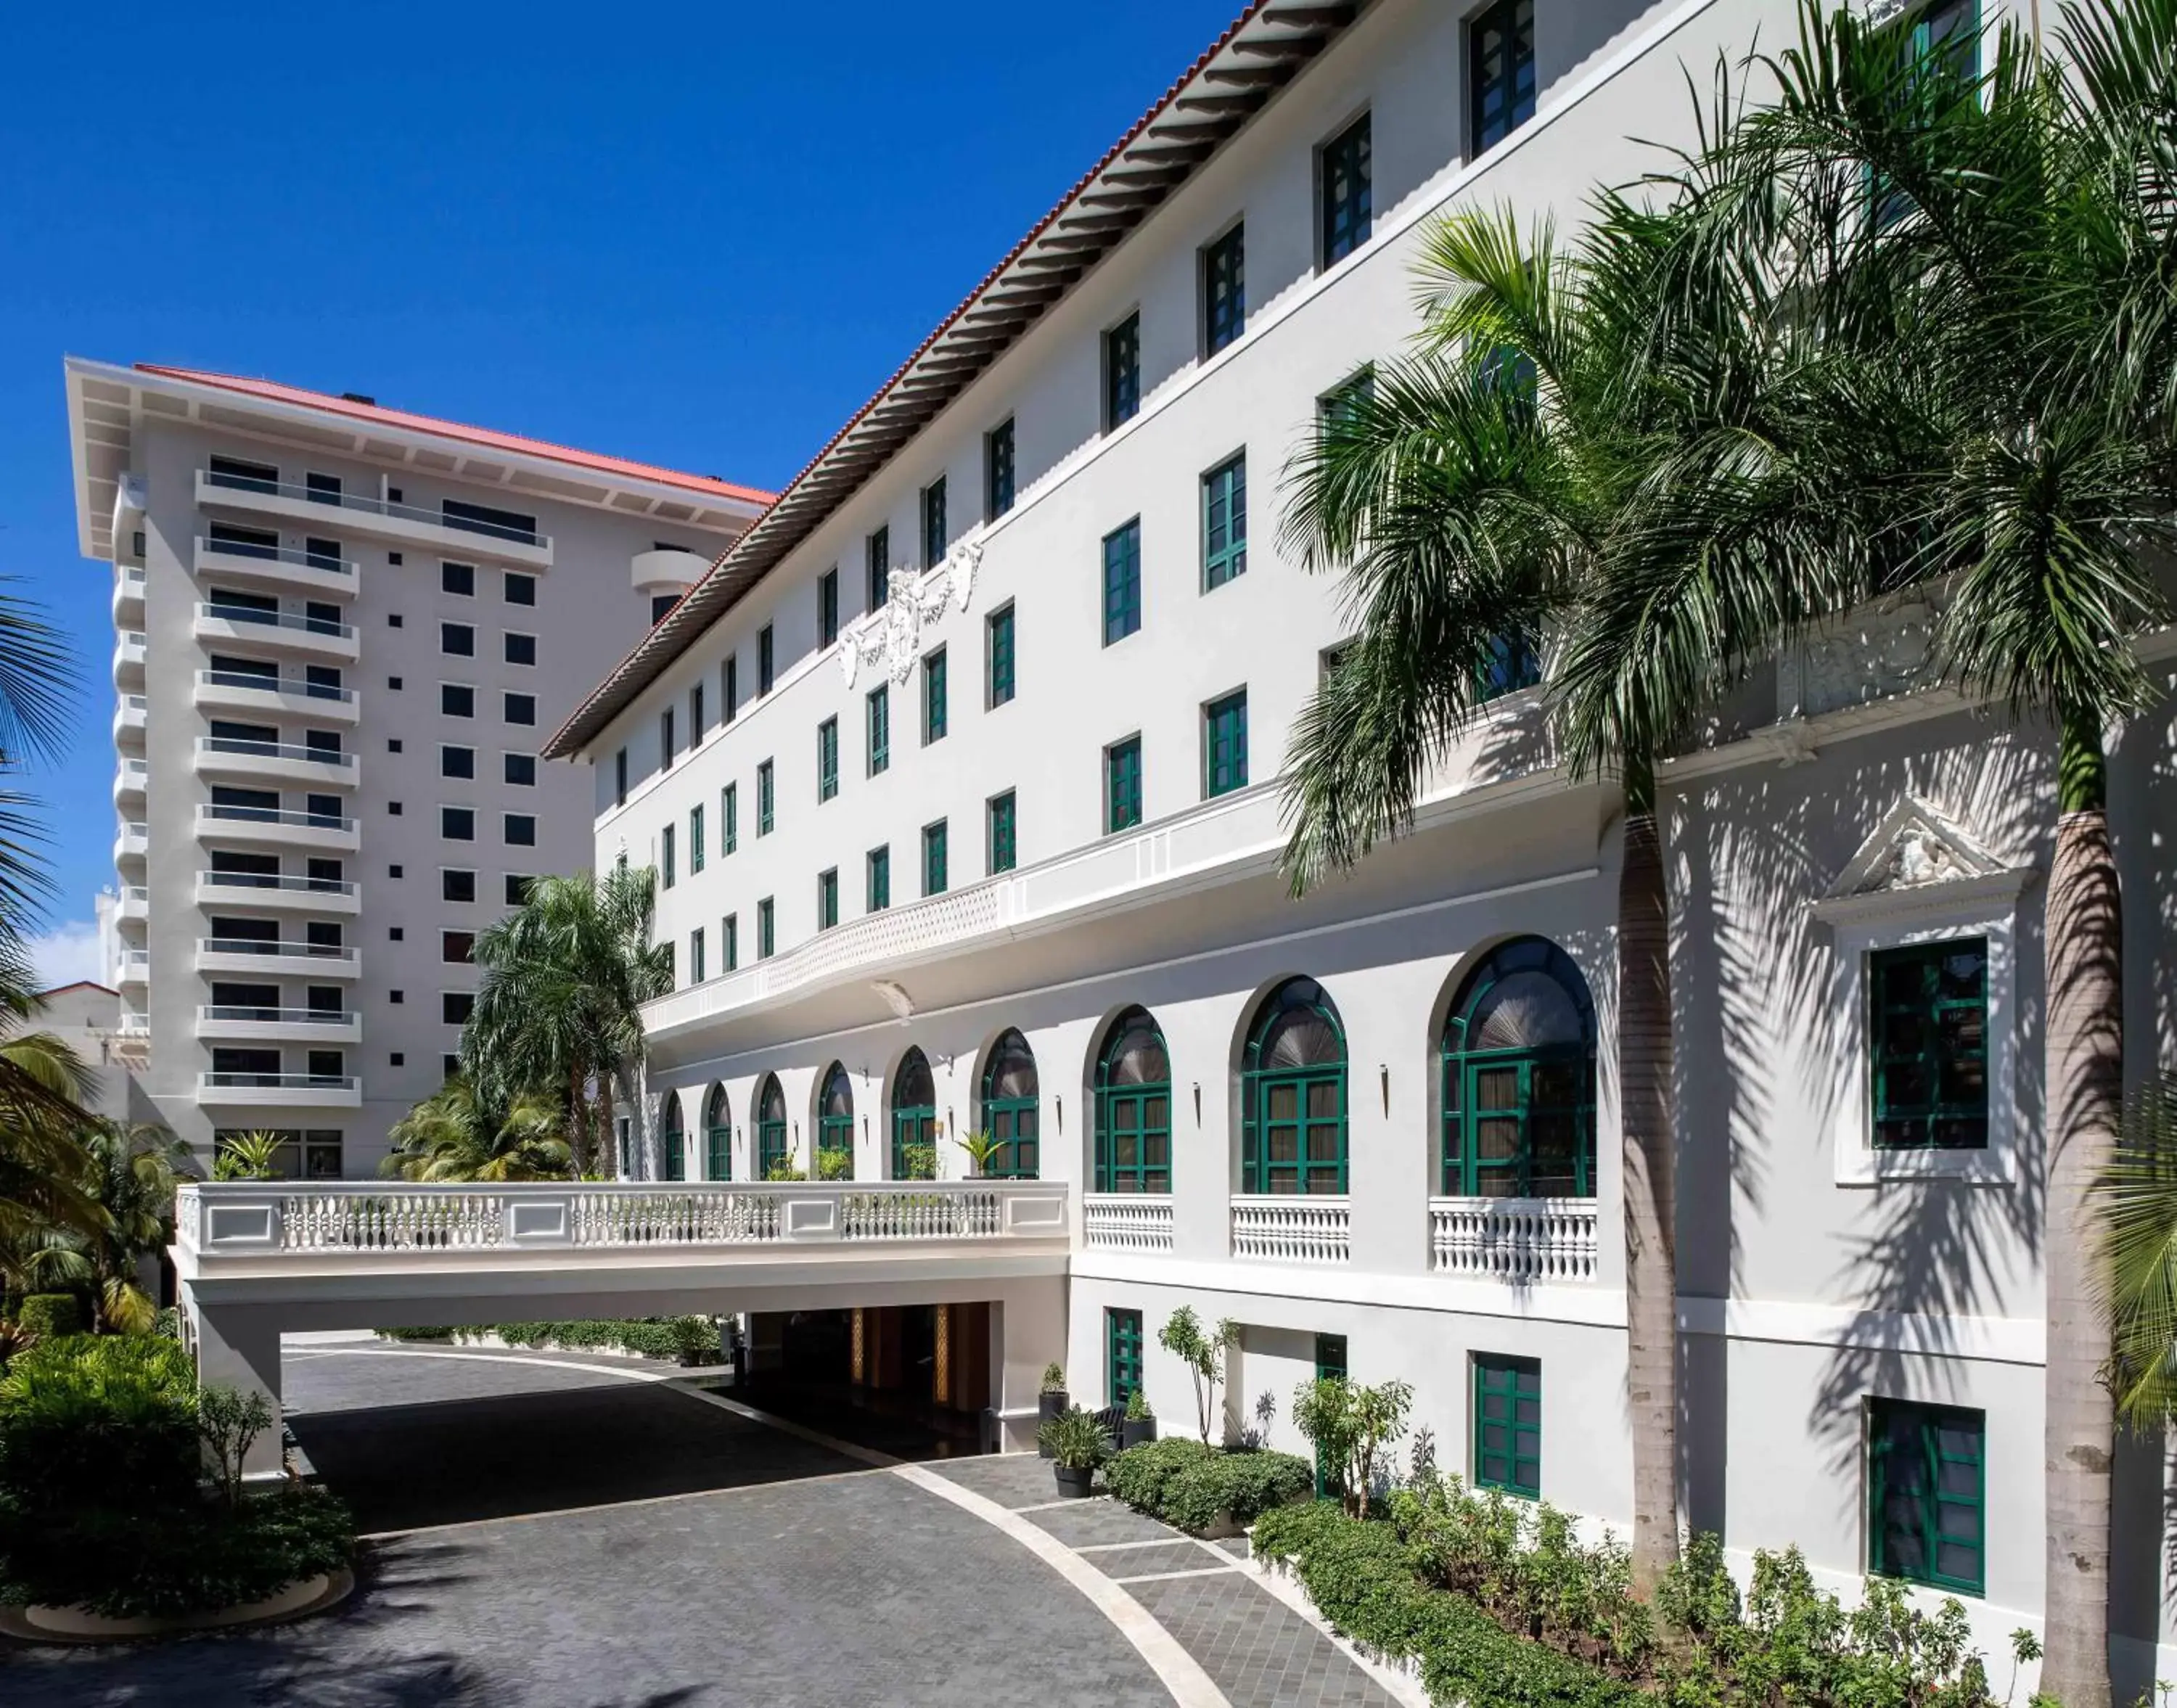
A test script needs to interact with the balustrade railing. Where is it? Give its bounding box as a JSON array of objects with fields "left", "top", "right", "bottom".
[
  {"left": 1230, "top": 1194, "right": 1350, "bottom": 1264},
  {"left": 1429, "top": 1196, "right": 1599, "bottom": 1284},
  {"left": 1083, "top": 1194, "right": 1175, "bottom": 1253}
]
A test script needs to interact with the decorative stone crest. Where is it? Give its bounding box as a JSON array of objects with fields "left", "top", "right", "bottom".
[
  {"left": 839, "top": 536, "right": 983, "bottom": 689},
  {"left": 1823, "top": 796, "right": 2006, "bottom": 905}
]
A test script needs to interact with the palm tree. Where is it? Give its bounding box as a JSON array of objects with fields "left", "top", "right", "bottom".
[
  {"left": 2094, "top": 1073, "right": 2177, "bottom": 1430},
  {"left": 381, "top": 1079, "right": 573, "bottom": 1183},
  {"left": 461, "top": 865, "right": 673, "bottom": 1178},
  {"left": 0, "top": 999, "right": 105, "bottom": 1262},
  {"left": 74, "top": 1123, "right": 189, "bottom": 1334}
]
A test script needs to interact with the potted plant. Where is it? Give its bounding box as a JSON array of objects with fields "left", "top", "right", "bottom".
[
  {"left": 1039, "top": 1405, "right": 1108, "bottom": 1497},
  {"left": 1037, "top": 1361, "right": 1068, "bottom": 1456},
  {"left": 1120, "top": 1387, "right": 1157, "bottom": 1450}
]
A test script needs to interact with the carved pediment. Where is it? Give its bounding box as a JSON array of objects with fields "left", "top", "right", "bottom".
[
  {"left": 838, "top": 535, "right": 983, "bottom": 690},
  {"left": 1824, "top": 797, "right": 2006, "bottom": 903}
]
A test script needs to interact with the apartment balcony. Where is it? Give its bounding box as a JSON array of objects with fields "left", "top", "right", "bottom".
[
  {"left": 192, "top": 736, "right": 359, "bottom": 789},
  {"left": 194, "top": 669, "right": 360, "bottom": 725},
  {"left": 196, "top": 468, "right": 552, "bottom": 568},
  {"left": 113, "top": 756, "right": 147, "bottom": 808},
  {"left": 194, "top": 937, "right": 361, "bottom": 980},
  {"left": 194, "top": 871, "right": 361, "bottom": 916},
  {"left": 1230, "top": 1195, "right": 1350, "bottom": 1265},
  {"left": 117, "top": 1010, "right": 151, "bottom": 1041},
  {"left": 1081, "top": 1194, "right": 1176, "bottom": 1255},
  {"left": 197, "top": 1006, "right": 362, "bottom": 1045},
  {"left": 631, "top": 546, "right": 710, "bottom": 595},
  {"left": 192, "top": 602, "right": 358, "bottom": 663},
  {"left": 196, "top": 1072, "right": 361, "bottom": 1110},
  {"left": 114, "top": 630, "right": 147, "bottom": 689},
  {"left": 112, "top": 693, "right": 147, "bottom": 750},
  {"left": 116, "top": 884, "right": 149, "bottom": 925},
  {"left": 114, "top": 820, "right": 148, "bottom": 870},
  {"left": 195, "top": 802, "right": 358, "bottom": 853},
  {"left": 1428, "top": 1196, "right": 1600, "bottom": 1285},
  {"left": 115, "top": 948, "right": 149, "bottom": 990},
  {"left": 193, "top": 535, "right": 358, "bottom": 599},
  {"left": 112, "top": 563, "right": 146, "bottom": 623}
]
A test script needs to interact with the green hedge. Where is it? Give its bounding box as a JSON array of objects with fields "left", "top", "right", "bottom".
[
  {"left": 374, "top": 1317, "right": 718, "bottom": 1360},
  {"left": 1104, "top": 1438, "right": 1313, "bottom": 1534},
  {"left": 17, "top": 1293, "right": 82, "bottom": 1339},
  {"left": 1254, "top": 1502, "right": 1639, "bottom": 1708}
]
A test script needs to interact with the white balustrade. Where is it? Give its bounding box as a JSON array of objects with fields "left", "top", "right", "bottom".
[
  {"left": 1083, "top": 1193, "right": 1175, "bottom": 1253},
  {"left": 1429, "top": 1196, "right": 1599, "bottom": 1284},
  {"left": 1230, "top": 1194, "right": 1350, "bottom": 1264}
]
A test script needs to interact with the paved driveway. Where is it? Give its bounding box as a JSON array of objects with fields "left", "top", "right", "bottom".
[{"left": 1, "top": 1344, "right": 1410, "bottom": 1708}]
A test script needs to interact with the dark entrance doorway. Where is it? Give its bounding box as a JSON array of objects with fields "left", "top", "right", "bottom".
[{"left": 737, "top": 1302, "right": 992, "bottom": 1458}]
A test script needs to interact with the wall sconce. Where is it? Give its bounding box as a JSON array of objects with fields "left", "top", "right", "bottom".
[
  {"left": 1380, "top": 1064, "right": 1390, "bottom": 1117},
  {"left": 1192, "top": 1082, "right": 1202, "bottom": 1125}
]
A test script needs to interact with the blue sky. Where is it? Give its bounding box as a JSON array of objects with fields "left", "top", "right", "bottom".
[{"left": 0, "top": 0, "right": 1239, "bottom": 985}]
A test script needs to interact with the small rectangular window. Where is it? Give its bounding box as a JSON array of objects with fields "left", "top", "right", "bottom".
[
  {"left": 1202, "top": 453, "right": 1247, "bottom": 589},
  {"left": 1104, "top": 313, "right": 1141, "bottom": 430},
  {"left": 441, "top": 622, "right": 475, "bottom": 657},
  {"left": 442, "top": 497, "right": 536, "bottom": 543},
  {"left": 505, "top": 692, "right": 536, "bottom": 726},
  {"left": 442, "top": 806, "right": 475, "bottom": 841},
  {"left": 757, "top": 898, "right": 775, "bottom": 960},
  {"left": 819, "top": 567, "right": 840, "bottom": 647},
  {"left": 504, "top": 813, "right": 536, "bottom": 847},
  {"left": 723, "top": 783, "right": 738, "bottom": 854},
  {"left": 987, "top": 604, "right": 1015, "bottom": 708},
  {"left": 504, "top": 571, "right": 536, "bottom": 606},
  {"left": 442, "top": 991, "right": 475, "bottom": 1025},
  {"left": 660, "top": 706, "right": 676, "bottom": 771},
  {"left": 690, "top": 927, "right": 707, "bottom": 985},
  {"left": 442, "top": 929, "right": 475, "bottom": 964},
  {"left": 441, "top": 869, "right": 477, "bottom": 903},
  {"left": 985, "top": 419, "right": 1016, "bottom": 520},
  {"left": 504, "top": 752, "right": 536, "bottom": 787},
  {"left": 1869, "top": 940, "right": 1989, "bottom": 1150},
  {"left": 1469, "top": 0, "right": 1537, "bottom": 156},
  {"left": 1204, "top": 689, "right": 1249, "bottom": 798},
  {"left": 443, "top": 683, "right": 475, "bottom": 718},
  {"left": 651, "top": 593, "right": 679, "bottom": 627},
  {"left": 689, "top": 681, "right": 705, "bottom": 742},
  {"left": 867, "top": 845, "right": 890, "bottom": 913},
  {"left": 818, "top": 718, "right": 839, "bottom": 802},
  {"left": 1106, "top": 1308, "right": 1144, "bottom": 1407},
  {"left": 723, "top": 912, "right": 739, "bottom": 971},
  {"left": 867, "top": 685, "right": 890, "bottom": 776},
  {"left": 866, "top": 525, "right": 890, "bottom": 611},
  {"left": 922, "top": 820, "right": 948, "bottom": 897},
  {"left": 504, "top": 632, "right": 536, "bottom": 667},
  {"left": 440, "top": 744, "right": 475, "bottom": 779},
  {"left": 1868, "top": 1398, "right": 1985, "bottom": 1595},
  {"left": 987, "top": 790, "right": 1017, "bottom": 876},
  {"left": 817, "top": 868, "right": 839, "bottom": 931},
  {"left": 1319, "top": 113, "right": 1373, "bottom": 268},
  {"left": 723, "top": 655, "right": 739, "bottom": 723},
  {"left": 1103, "top": 520, "right": 1142, "bottom": 645},
  {"left": 614, "top": 747, "right": 628, "bottom": 808},
  {"left": 1473, "top": 1353, "right": 1541, "bottom": 1498},
  {"left": 1203, "top": 223, "right": 1246, "bottom": 356},
  {"left": 922, "top": 476, "right": 948, "bottom": 568},
  {"left": 757, "top": 760, "right": 774, "bottom": 836},
  {"left": 690, "top": 802, "right": 706, "bottom": 874},
  {"left": 505, "top": 874, "right": 533, "bottom": 906},
  {"left": 442, "top": 562, "right": 475, "bottom": 596},
  {"left": 923, "top": 649, "right": 948, "bottom": 744},
  {"left": 660, "top": 823, "right": 677, "bottom": 889},
  {"left": 758, "top": 625, "right": 775, "bottom": 695},
  {"left": 1106, "top": 736, "right": 1142, "bottom": 834}
]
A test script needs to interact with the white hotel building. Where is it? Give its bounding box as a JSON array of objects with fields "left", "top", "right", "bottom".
[
  {"left": 530, "top": 0, "right": 2177, "bottom": 1685},
  {"left": 67, "top": 360, "right": 769, "bottom": 1175}
]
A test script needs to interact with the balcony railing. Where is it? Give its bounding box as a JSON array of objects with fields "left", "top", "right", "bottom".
[
  {"left": 200, "top": 468, "right": 549, "bottom": 548},
  {"left": 199, "top": 536, "right": 354, "bottom": 575},
  {"left": 200, "top": 804, "right": 355, "bottom": 834},
  {"left": 175, "top": 1179, "right": 1070, "bottom": 1257},
  {"left": 201, "top": 1007, "right": 356, "bottom": 1026},
  {"left": 200, "top": 668, "right": 354, "bottom": 704},
  {"left": 1230, "top": 1195, "right": 1350, "bottom": 1265},
  {"left": 1082, "top": 1193, "right": 1175, "bottom": 1254},
  {"left": 200, "top": 871, "right": 357, "bottom": 897},
  {"left": 1429, "top": 1196, "right": 1599, "bottom": 1284},
  {"left": 201, "top": 1073, "right": 358, "bottom": 1091},
  {"left": 198, "top": 736, "right": 354, "bottom": 768},
  {"left": 197, "top": 602, "right": 355, "bottom": 641},
  {"left": 200, "top": 937, "right": 357, "bottom": 963}
]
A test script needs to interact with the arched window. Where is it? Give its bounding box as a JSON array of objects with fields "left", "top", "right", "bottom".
[
  {"left": 705, "top": 1085, "right": 731, "bottom": 1181},
  {"left": 1240, "top": 978, "right": 1347, "bottom": 1195},
  {"left": 818, "top": 1063, "right": 855, "bottom": 1178},
  {"left": 755, "top": 1074, "right": 788, "bottom": 1178},
  {"left": 1094, "top": 1007, "right": 1171, "bottom": 1194},
  {"left": 891, "top": 1048, "right": 938, "bottom": 1179},
  {"left": 660, "top": 1094, "right": 686, "bottom": 1182},
  {"left": 980, "top": 1030, "right": 1038, "bottom": 1179},
  {"left": 1441, "top": 937, "right": 1596, "bottom": 1198}
]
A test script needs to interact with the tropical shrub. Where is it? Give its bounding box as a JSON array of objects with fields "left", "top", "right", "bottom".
[
  {"left": 815, "top": 1147, "right": 855, "bottom": 1181},
  {"left": 895, "top": 1142, "right": 938, "bottom": 1181},
  {"left": 1040, "top": 1361, "right": 1067, "bottom": 1393},
  {"left": 0, "top": 1333, "right": 200, "bottom": 1516},
  {"left": 17, "top": 1292, "right": 79, "bottom": 1339},
  {"left": 1292, "top": 1375, "right": 1413, "bottom": 1516},
  {"left": 1038, "top": 1405, "right": 1111, "bottom": 1471},
  {"left": 372, "top": 1317, "right": 713, "bottom": 1359},
  {"left": 1157, "top": 1306, "right": 1237, "bottom": 1442},
  {"left": 1104, "top": 1437, "right": 1312, "bottom": 1534}
]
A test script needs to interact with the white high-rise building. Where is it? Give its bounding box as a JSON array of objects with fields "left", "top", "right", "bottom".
[
  {"left": 67, "top": 359, "right": 770, "bottom": 1176},
  {"left": 541, "top": 0, "right": 2177, "bottom": 1687}
]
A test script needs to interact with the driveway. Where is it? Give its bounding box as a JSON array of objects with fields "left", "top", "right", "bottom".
[{"left": 1, "top": 1343, "right": 1413, "bottom": 1708}]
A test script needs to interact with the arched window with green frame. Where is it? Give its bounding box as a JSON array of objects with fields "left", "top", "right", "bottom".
[
  {"left": 891, "top": 1048, "right": 938, "bottom": 1179},
  {"left": 979, "top": 1030, "right": 1038, "bottom": 1178},
  {"left": 818, "top": 1062, "right": 855, "bottom": 1178},
  {"left": 755, "top": 1074, "right": 788, "bottom": 1178},
  {"left": 660, "top": 1094, "right": 686, "bottom": 1181},
  {"left": 704, "top": 1085, "right": 731, "bottom": 1181},
  {"left": 1094, "top": 1007, "right": 1171, "bottom": 1193},
  {"left": 1440, "top": 937, "right": 1596, "bottom": 1198},
  {"left": 1240, "top": 978, "right": 1346, "bottom": 1195}
]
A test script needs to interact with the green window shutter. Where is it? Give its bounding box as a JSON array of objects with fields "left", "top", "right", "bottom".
[
  {"left": 1204, "top": 224, "right": 1246, "bottom": 354},
  {"left": 756, "top": 898, "right": 774, "bottom": 960},
  {"left": 1469, "top": 0, "right": 1536, "bottom": 155},
  {"left": 866, "top": 525, "right": 890, "bottom": 611},
  {"left": 1103, "top": 520, "right": 1141, "bottom": 645},
  {"left": 868, "top": 845, "right": 890, "bottom": 913},
  {"left": 706, "top": 1117, "right": 731, "bottom": 1181},
  {"left": 757, "top": 761, "right": 774, "bottom": 836},
  {"left": 819, "top": 567, "right": 839, "bottom": 647},
  {"left": 1473, "top": 1354, "right": 1541, "bottom": 1498},
  {"left": 1440, "top": 937, "right": 1597, "bottom": 1197},
  {"left": 1241, "top": 979, "right": 1347, "bottom": 1194},
  {"left": 1870, "top": 939, "right": 1988, "bottom": 1150},
  {"left": 988, "top": 606, "right": 1015, "bottom": 707},
  {"left": 922, "top": 477, "right": 948, "bottom": 568},
  {"left": 1321, "top": 113, "right": 1372, "bottom": 266},
  {"left": 1106, "top": 1309, "right": 1144, "bottom": 1406},
  {"left": 1105, "top": 313, "right": 1141, "bottom": 429},
  {"left": 689, "top": 927, "right": 705, "bottom": 984},
  {"left": 922, "top": 820, "right": 948, "bottom": 897},
  {"left": 758, "top": 624, "right": 774, "bottom": 695},
  {"left": 722, "top": 784, "right": 737, "bottom": 855},
  {"left": 722, "top": 913, "right": 738, "bottom": 971},
  {"left": 818, "top": 869, "right": 838, "bottom": 931},
  {"left": 867, "top": 685, "right": 890, "bottom": 775},
  {"left": 1869, "top": 1399, "right": 1985, "bottom": 1595},
  {"left": 1094, "top": 1009, "right": 1171, "bottom": 1194},
  {"left": 660, "top": 824, "right": 675, "bottom": 889},
  {"left": 818, "top": 718, "right": 839, "bottom": 802},
  {"left": 988, "top": 790, "right": 1017, "bottom": 875},
  {"left": 758, "top": 1076, "right": 787, "bottom": 1176},
  {"left": 689, "top": 803, "right": 705, "bottom": 874},
  {"left": 1202, "top": 455, "right": 1247, "bottom": 589},
  {"left": 663, "top": 1117, "right": 684, "bottom": 1181},
  {"left": 923, "top": 649, "right": 948, "bottom": 744},
  {"left": 986, "top": 419, "right": 1015, "bottom": 520},
  {"left": 1106, "top": 736, "right": 1142, "bottom": 834},
  {"left": 1204, "top": 690, "right": 1248, "bottom": 798}
]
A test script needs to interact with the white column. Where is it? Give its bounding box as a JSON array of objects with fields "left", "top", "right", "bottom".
[{"left": 185, "top": 1289, "right": 284, "bottom": 1481}]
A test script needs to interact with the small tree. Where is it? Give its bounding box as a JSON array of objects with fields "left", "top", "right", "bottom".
[
  {"left": 1157, "top": 1307, "right": 1237, "bottom": 1444},
  {"left": 1292, "top": 1376, "right": 1413, "bottom": 1517},
  {"left": 197, "top": 1383, "right": 275, "bottom": 1509}
]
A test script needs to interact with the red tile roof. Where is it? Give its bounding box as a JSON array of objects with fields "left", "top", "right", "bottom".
[{"left": 136, "top": 364, "right": 776, "bottom": 508}]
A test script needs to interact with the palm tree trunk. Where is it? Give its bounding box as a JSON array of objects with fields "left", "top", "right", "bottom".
[
  {"left": 567, "top": 1064, "right": 594, "bottom": 1178},
  {"left": 2042, "top": 712, "right": 2119, "bottom": 1708},
  {"left": 1620, "top": 757, "right": 1681, "bottom": 1595}
]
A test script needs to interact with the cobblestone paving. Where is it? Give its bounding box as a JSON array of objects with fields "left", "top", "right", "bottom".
[{"left": 1130, "top": 1567, "right": 1403, "bottom": 1708}]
